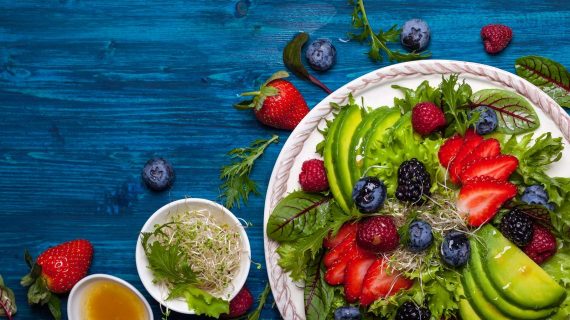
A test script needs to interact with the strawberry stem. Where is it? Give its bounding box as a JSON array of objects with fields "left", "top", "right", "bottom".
[{"left": 240, "top": 91, "right": 261, "bottom": 97}]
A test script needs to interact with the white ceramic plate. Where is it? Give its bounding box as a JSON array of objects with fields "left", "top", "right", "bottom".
[
  {"left": 263, "top": 60, "right": 570, "bottom": 320},
  {"left": 135, "top": 198, "right": 251, "bottom": 314}
]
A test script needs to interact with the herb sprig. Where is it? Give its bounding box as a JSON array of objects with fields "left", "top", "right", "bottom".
[
  {"left": 349, "top": 0, "right": 431, "bottom": 62},
  {"left": 220, "top": 135, "right": 279, "bottom": 209}
]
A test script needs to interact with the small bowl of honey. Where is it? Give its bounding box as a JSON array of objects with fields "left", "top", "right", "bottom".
[{"left": 67, "top": 274, "right": 153, "bottom": 320}]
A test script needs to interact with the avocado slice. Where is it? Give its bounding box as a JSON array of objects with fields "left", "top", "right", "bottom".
[
  {"left": 462, "top": 264, "right": 511, "bottom": 320},
  {"left": 457, "top": 283, "right": 482, "bottom": 320},
  {"left": 469, "top": 239, "right": 556, "bottom": 319},
  {"left": 361, "top": 109, "right": 400, "bottom": 175},
  {"left": 323, "top": 108, "right": 350, "bottom": 213},
  {"left": 478, "top": 225, "right": 566, "bottom": 309},
  {"left": 348, "top": 107, "right": 391, "bottom": 186},
  {"left": 334, "top": 104, "right": 363, "bottom": 207}
]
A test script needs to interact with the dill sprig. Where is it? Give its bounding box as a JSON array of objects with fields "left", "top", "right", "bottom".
[
  {"left": 349, "top": 0, "right": 431, "bottom": 62},
  {"left": 220, "top": 135, "right": 279, "bottom": 209}
]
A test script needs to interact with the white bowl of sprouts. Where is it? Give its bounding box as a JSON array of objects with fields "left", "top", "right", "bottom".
[{"left": 135, "top": 198, "right": 251, "bottom": 316}]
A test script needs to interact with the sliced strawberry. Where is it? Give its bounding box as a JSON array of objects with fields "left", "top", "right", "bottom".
[
  {"left": 438, "top": 135, "right": 464, "bottom": 168},
  {"left": 360, "top": 259, "right": 414, "bottom": 306},
  {"left": 457, "top": 176, "right": 517, "bottom": 226},
  {"left": 449, "top": 131, "right": 483, "bottom": 184},
  {"left": 344, "top": 255, "right": 376, "bottom": 303},
  {"left": 324, "top": 243, "right": 359, "bottom": 285},
  {"left": 460, "top": 138, "right": 501, "bottom": 169},
  {"left": 323, "top": 222, "right": 358, "bottom": 249},
  {"left": 324, "top": 231, "right": 356, "bottom": 268},
  {"left": 460, "top": 155, "right": 519, "bottom": 182}
]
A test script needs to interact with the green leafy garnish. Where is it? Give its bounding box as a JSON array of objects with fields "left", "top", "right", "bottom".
[
  {"left": 0, "top": 276, "right": 16, "bottom": 320},
  {"left": 349, "top": 0, "right": 430, "bottom": 62},
  {"left": 515, "top": 56, "right": 570, "bottom": 108},
  {"left": 304, "top": 255, "right": 335, "bottom": 320},
  {"left": 392, "top": 80, "right": 441, "bottom": 114},
  {"left": 167, "top": 284, "right": 228, "bottom": 318},
  {"left": 220, "top": 134, "right": 279, "bottom": 209},
  {"left": 283, "top": 33, "right": 332, "bottom": 94},
  {"left": 542, "top": 247, "right": 570, "bottom": 319},
  {"left": 243, "top": 283, "right": 271, "bottom": 320}
]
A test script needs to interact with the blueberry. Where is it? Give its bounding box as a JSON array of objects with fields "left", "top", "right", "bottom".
[
  {"left": 440, "top": 231, "right": 470, "bottom": 267},
  {"left": 400, "top": 19, "right": 430, "bottom": 52},
  {"left": 334, "top": 306, "right": 361, "bottom": 320},
  {"left": 408, "top": 220, "right": 434, "bottom": 252},
  {"left": 305, "top": 39, "right": 336, "bottom": 71},
  {"left": 352, "top": 177, "right": 387, "bottom": 213},
  {"left": 521, "top": 185, "right": 555, "bottom": 211},
  {"left": 469, "top": 106, "right": 498, "bottom": 135},
  {"left": 141, "top": 158, "right": 175, "bottom": 192}
]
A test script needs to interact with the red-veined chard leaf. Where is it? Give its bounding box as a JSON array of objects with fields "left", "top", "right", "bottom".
[
  {"left": 471, "top": 89, "right": 540, "bottom": 134},
  {"left": 304, "top": 255, "right": 334, "bottom": 320},
  {"left": 515, "top": 56, "right": 570, "bottom": 108},
  {"left": 267, "top": 191, "right": 333, "bottom": 242},
  {"left": 0, "top": 276, "right": 16, "bottom": 320}
]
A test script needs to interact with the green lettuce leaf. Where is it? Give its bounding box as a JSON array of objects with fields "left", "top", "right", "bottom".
[
  {"left": 392, "top": 80, "right": 441, "bottom": 114},
  {"left": 168, "top": 284, "right": 229, "bottom": 318},
  {"left": 515, "top": 56, "right": 570, "bottom": 108},
  {"left": 542, "top": 247, "right": 570, "bottom": 319}
]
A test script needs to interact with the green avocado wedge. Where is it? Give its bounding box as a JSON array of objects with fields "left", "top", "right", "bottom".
[
  {"left": 348, "top": 107, "right": 391, "bottom": 186},
  {"left": 478, "top": 225, "right": 566, "bottom": 310},
  {"left": 323, "top": 108, "right": 350, "bottom": 213},
  {"left": 361, "top": 108, "right": 400, "bottom": 176},
  {"left": 462, "top": 264, "right": 510, "bottom": 320},
  {"left": 458, "top": 284, "right": 483, "bottom": 320},
  {"left": 469, "top": 239, "right": 556, "bottom": 319}
]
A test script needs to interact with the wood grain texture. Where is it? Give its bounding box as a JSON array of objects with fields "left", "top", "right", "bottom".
[{"left": 0, "top": 0, "right": 569, "bottom": 319}]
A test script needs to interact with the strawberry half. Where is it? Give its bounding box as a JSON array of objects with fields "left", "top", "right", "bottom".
[
  {"left": 21, "top": 239, "right": 93, "bottom": 320},
  {"left": 344, "top": 255, "right": 376, "bottom": 303},
  {"left": 324, "top": 231, "right": 356, "bottom": 268},
  {"left": 449, "top": 130, "right": 483, "bottom": 184},
  {"left": 460, "top": 138, "right": 501, "bottom": 169},
  {"left": 460, "top": 154, "right": 519, "bottom": 182},
  {"left": 324, "top": 243, "right": 359, "bottom": 285},
  {"left": 457, "top": 176, "right": 517, "bottom": 226},
  {"left": 323, "top": 222, "right": 358, "bottom": 249},
  {"left": 360, "top": 259, "right": 413, "bottom": 306},
  {"left": 438, "top": 134, "right": 464, "bottom": 168}
]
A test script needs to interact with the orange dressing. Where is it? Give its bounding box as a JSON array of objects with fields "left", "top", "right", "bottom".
[{"left": 83, "top": 280, "right": 147, "bottom": 320}]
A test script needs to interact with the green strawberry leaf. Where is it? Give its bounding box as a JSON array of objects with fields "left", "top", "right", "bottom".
[
  {"left": 266, "top": 192, "right": 333, "bottom": 242},
  {"left": 471, "top": 89, "right": 540, "bottom": 134},
  {"left": 0, "top": 275, "right": 17, "bottom": 320},
  {"left": 515, "top": 56, "right": 570, "bottom": 108}
]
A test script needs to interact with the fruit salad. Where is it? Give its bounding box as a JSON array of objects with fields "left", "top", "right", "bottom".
[{"left": 266, "top": 74, "right": 570, "bottom": 320}]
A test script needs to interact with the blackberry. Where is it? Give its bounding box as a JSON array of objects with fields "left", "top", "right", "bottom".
[
  {"left": 395, "top": 301, "right": 431, "bottom": 320},
  {"left": 395, "top": 159, "right": 431, "bottom": 204},
  {"left": 500, "top": 209, "right": 534, "bottom": 247}
]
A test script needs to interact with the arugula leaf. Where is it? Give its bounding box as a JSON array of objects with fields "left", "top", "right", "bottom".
[
  {"left": 267, "top": 192, "right": 333, "bottom": 241},
  {"left": 0, "top": 276, "right": 16, "bottom": 320},
  {"left": 283, "top": 33, "right": 332, "bottom": 94},
  {"left": 349, "top": 0, "right": 430, "bottom": 62},
  {"left": 220, "top": 135, "right": 279, "bottom": 209},
  {"left": 168, "top": 284, "right": 229, "bottom": 318},
  {"left": 304, "top": 255, "right": 334, "bottom": 320},
  {"left": 515, "top": 56, "right": 570, "bottom": 108},
  {"left": 471, "top": 88, "right": 540, "bottom": 134}
]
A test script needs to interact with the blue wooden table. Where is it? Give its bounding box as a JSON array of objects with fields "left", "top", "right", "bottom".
[{"left": 1, "top": 0, "right": 569, "bottom": 319}]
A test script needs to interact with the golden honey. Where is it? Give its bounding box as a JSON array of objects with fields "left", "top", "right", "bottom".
[{"left": 83, "top": 280, "right": 147, "bottom": 320}]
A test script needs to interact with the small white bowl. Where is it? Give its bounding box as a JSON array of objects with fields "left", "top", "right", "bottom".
[
  {"left": 135, "top": 198, "right": 251, "bottom": 314},
  {"left": 67, "top": 274, "right": 153, "bottom": 320}
]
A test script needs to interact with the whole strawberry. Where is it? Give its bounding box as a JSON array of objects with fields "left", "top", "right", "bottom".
[
  {"left": 21, "top": 239, "right": 93, "bottom": 320},
  {"left": 235, "top": 71, "right": 309, "bottom": 130},
  {"left": 481, "top": 24, "right": 513, "bottom": 54},
  {"left": 357, "top": 216, "right": 400, "bottom": 253},
  {"left": 523, "top": 224, "right": 556, "bottom": 264},
  {"left": 299, "top": 159, "right": 329, "bottom": 192},
  {"left": 411, "top": 102, "right": 446, "bottom": 136},
  {"left": 223, "top": 286, "right": 254, "bottom": 319}
]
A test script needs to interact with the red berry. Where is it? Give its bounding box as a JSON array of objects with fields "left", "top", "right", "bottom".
[
  {"left": 225, "top": 286, "right": 254, "bottom": 318},
  {"left": 323, "top": 222, "right": 358, "bottom": 249},
  {"left": 359, "top": 258, "right": 413, "bottom": 306},
  {"left": 523, "top": 224, "right": 557, "bottom": 264},
  {"left": 481, "top": 24, "right": 513, "bottom": 54},
  {"left": 438, "top": 135, "right": 463, "bottom": 169},
  {"left": 299, "top": 159, "right": 329, "bottom": 192},
  {"left": 356, "top": 216, "right": 399, "bottom": 253},
  {"left": 460, "top": 154, "right": 519, "bottom": 183},
  {"left": 411, "top": 102, "right": 446, "bottom": 136},
  {"left": 449, "top": 129, "right": 483, "bottom": 184}
]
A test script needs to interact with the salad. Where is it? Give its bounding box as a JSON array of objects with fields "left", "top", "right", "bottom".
[{"left": 266, "top": 74, "right": 570, "bottom": 320}]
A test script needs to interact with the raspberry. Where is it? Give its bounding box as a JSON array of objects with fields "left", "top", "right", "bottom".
[
  {"left": 299, "top": 159, "right": 329, "bottom": 192},
  {"left": 499, "top": 209, "right": 534, "bottom": 247},
  {"left": 356, "top": 216, "right": 399, "bottom": 253},
  {"left": 223, "top": 286, "right": 253, "bottom": 318},
  {"left": 523, "top": 224, "right": 556, "bottom": 264},
  {"left": 411, "top": 102, "right": 446, "bottom": 136},
  {"left": 481, "top": 24, "right": 513, "bottom": 54},
  {"left": 395, "top": 158, "right": 431, "bottom": 204}
]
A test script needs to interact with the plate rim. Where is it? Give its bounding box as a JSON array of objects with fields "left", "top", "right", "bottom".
[{"left": 263, "top": 59, "right": 570, "bottom": 320}]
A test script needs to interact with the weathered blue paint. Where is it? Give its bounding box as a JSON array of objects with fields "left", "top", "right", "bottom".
[{"left": 0, "top": 0, "right": 569, "bottom": 319}]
